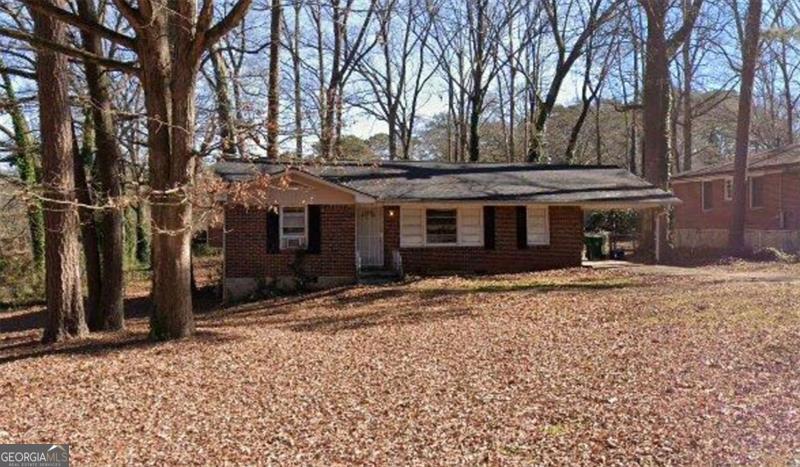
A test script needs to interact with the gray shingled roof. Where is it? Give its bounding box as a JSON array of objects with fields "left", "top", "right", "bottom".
[
  {"left": 213, "top": 160, "right": 679, "bottom": 206},
  {"left": 673, "top": 144, "right": 800, "bottom": 180}
]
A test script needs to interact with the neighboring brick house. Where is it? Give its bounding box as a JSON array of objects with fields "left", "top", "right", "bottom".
[
  {"left": 214, "top": 160, "right": 678, "bottom": 300},
  {"left": 672, "top": 145, "right": 800, "bottom": 251}
]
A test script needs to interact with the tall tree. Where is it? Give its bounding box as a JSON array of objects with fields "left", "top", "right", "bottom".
[
  {"left": 289, "top": 0, "right": 303, "bottom": 156},
  {"left": 526, "top": 0, "right": 622, "bottom": 162},
  {"left": 30, "top": 0, "right": 87, "bottom": 343},
  {"left": 639, "top": 0, "right": 703, "bottom": 188},
  {"left": 638, "top": 0, "right": 703, "bottom": 259},
  {"left": 76, "top": 0, "right": 125, "bottom": 331},
  {"left": 0, "top": 62, "right": 45, "bottom": 270},
  {"left": 72, "top": 117, "right": 102, "bottom": 326},
  {"left": 729, "top": 0, "right": 763, "bottom": 253},
  {"left": 357, "top": 0, "right": 438, "bottom": 160},
  {"left": 317, "top": 0, "right": 379, "bottom": 159},
  {"left": 209, "top": 45, "right": 239, "bottom": 157},
  {"left": 266, "top": 0, "right": 282, "bottom": 160},
  {"left": 16, "top": 0, "right": 253, "bottom": 339}
]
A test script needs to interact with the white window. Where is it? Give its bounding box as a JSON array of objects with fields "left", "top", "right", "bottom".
[
  {"left": 702, "top": 181, "right": 713, "bottom": 211},
  {"left": 458, "top": 207, "right": 483, "bottom": 246},
  {"left": 400, "top": 206, "right": 424, "bottom": 247},
  {"left": 280, "top": 206, "right": 307, "bottom": 249},
  {"left": 400, "top": 205, "right": 484, "bottom": 247},
  {"left": 527, "top": 206, "right": 550, "bottom": 246},
  {"left": 724, "top": 178, "right": 733, "bottom": 201},
  {"left": 426, "top": 209, "right": 458, "bottom": 244}
]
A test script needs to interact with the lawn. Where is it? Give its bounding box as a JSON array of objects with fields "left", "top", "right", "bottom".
[{"left": 1, "top": 262, "right": 800, "bottom": 464}]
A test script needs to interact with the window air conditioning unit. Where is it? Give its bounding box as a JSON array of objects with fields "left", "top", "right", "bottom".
[{"left": 283, "top": 237, "right": 306, "bottom": 249}]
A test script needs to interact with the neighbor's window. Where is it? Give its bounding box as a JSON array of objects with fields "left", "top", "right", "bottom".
[
  {"left": 750, "top": 176, "right": 764, "bottom": 209},
  {"left": 280, "top": 206, "right": 306, "bottom": 249},
  {"left": 426, "top": 209, "right": 457, "bottom": 244},
  {"left": 724, "top": 179, "right": 733, "bottom": 201},
  {"left": 702, "top": 181, "right": 713, "bottom": 211}
]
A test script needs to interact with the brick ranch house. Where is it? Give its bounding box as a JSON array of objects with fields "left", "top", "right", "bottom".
[
  {"left": 672, "top": 144, "right": 800, "bottom": 251},
  {"left": 214, "top": 161, "right": 678, "bottom": 300}
]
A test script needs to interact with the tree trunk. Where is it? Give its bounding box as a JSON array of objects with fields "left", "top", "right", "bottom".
[
  {"left": 0, "top": 64, "right": 45, "bottom": 270},
  {"left": 565, "top": 101, "right": 592, "bottom": 163},
  {"left": 468, "top": 94, "right": 482, "bottom": 162},
  {"left": 293, "top": 1, "right": 303, "bottom": 157},
  {"left": 729, "top": 0, "right": 763, "bottom": 253},
  {"left": 267, "top": 0, "right": 282, "bottom": 160},
  {"left": 77, "top": 0, "right": 124, "bottom": 331},
  {"left": 641, "top": 15, "right": 670, "bottom": 190},
  {"left": 73, "top": 120, "right": 103, "bottom": 330},
  {"left": 681, "top": 17, "right": 693, "bottom": 172},
  {"left": 210, "top": 46, "right": 239, "bottom": 157},
  {"left": 640, "top": 4, "right": 671, "bottom": 261},
  {"left": 32, "top": 1, "right": 87, "bottom": 343},
  {"left": 135, "top": 201, "right": 151, "bottom": 265},
  {"left": 138, "top": 19, "right": 195, "bottom": 340}
]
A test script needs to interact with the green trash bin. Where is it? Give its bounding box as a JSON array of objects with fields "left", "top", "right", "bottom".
[{"left": 584, "top": 235, "right": 604, "bottom": 260}]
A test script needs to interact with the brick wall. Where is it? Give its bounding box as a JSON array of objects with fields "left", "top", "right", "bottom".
[
  {"left": 207, "top": 226, "right": 223, "bottom": 248},
  {"left": 384, "top": 205, "right": 583, "bottom": 275},
  {"left": 224, "top": 204, "right": 356, "bottom": 279},
  {"left": 674, "top": 171, "right": 800, "bottom": 231}
]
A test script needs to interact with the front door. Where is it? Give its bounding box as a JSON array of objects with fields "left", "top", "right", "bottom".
[{"left": 356, "top": 206, "right": 384, "bottom": 268}]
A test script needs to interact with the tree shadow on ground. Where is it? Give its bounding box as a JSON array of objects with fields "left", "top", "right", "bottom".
[
  {"left": 282, "top": 306, "right": 473, "bottom": 334},
  {"left": 0, "top": 330, "right": 236, "bottom": 365},
  {"left": 201, "top": 279, "right": 638, "bottom": 333}
]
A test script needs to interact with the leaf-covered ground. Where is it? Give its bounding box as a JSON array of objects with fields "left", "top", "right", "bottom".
[{"left": 2, "top": 263, "right": 800, "bottom": 465}]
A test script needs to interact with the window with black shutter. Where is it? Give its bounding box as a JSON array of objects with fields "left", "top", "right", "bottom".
[
  {"left": 266, "top": 209, "right": 280, "bottom": 254},
  {"left": 483, "top": 206, "right": 495, "bottom": 250},
  {"left": 307, "top": 205, "right": 322, "bottom": 254},
  {"left": 516, "top": 206, "right": 527, "bottom": 249}
]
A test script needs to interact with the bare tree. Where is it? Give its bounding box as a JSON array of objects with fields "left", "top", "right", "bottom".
[
  {"left": 30, "top": 0, "right": 87, "bottom": 343},
  {"left": 564, "top": 32, "right": 617, "bottom": 162},
  {"left": 266, "top": 0, "right": 281, "bottom": 159},
  {"left": 729, "top": 0, "right": 763, "bottom": 253},
  {"left": 526, "top": 0, "right": 622, "bottom": 162},
  {"left": 14, "top": 0, "right": 253, "bottom": 339},
  {"left": 317, "top": 0, "right": 379, "bottom": 159},
  {"left": 76, "top": 0, "right": 125, "bottom": 331},
  {"left": 356, "top": 0, "right": 438, "bottom": 159},
  {"left": 0, "top": 61, "right": 44, "bottom": 269}
]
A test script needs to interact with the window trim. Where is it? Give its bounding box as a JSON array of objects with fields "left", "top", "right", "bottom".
[
  {"left": 279, "top": 205, "right": 308, "bottom": 250},
  {"left": 749, "top": 176, "right": 764, "bottom": 209},
  {"left": 723, "top": 178, "right": 733, "bottom": 202},
  {"left": 701, "top": 180, "right": 713, "bottom": 212},
  {"left": 424, "top": 208, "right": 459, "bottom": 246},
  {"left": 399, "top": 205, "right": 484, "bottom": 248},
  {"left": 526, "top": 205, "right": 550, "bottom": 246}
]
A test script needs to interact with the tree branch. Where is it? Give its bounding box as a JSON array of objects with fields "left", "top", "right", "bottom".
[
  {"left": 0, "top": 27, "right": 139, "bottom": 75},
  {"left": 20, "top": 0, "right": 137, "bottom": 49},
  {"left": 204, "top": 0, "right": 254, "bottom": 50},
  {"left": 0, "top": 66, "right": 36, "bottom": 80}
]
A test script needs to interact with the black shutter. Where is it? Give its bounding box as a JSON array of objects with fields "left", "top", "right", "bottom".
[
  {"left": 516, "top": 206, "right": 528, "bottom": 249},
  {"left": 267, "top": 209, "right": 280, "bottom": 254},
  {"left": 307, "top": 205, "right": 322, "bottom": 254},
  {"left": 483, "top": 206, "right": 495, "bottom": 250}
]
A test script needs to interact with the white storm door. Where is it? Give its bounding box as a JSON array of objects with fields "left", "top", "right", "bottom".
[{"left": 356, "top": 206, "right": 384, "bottom": 267}]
